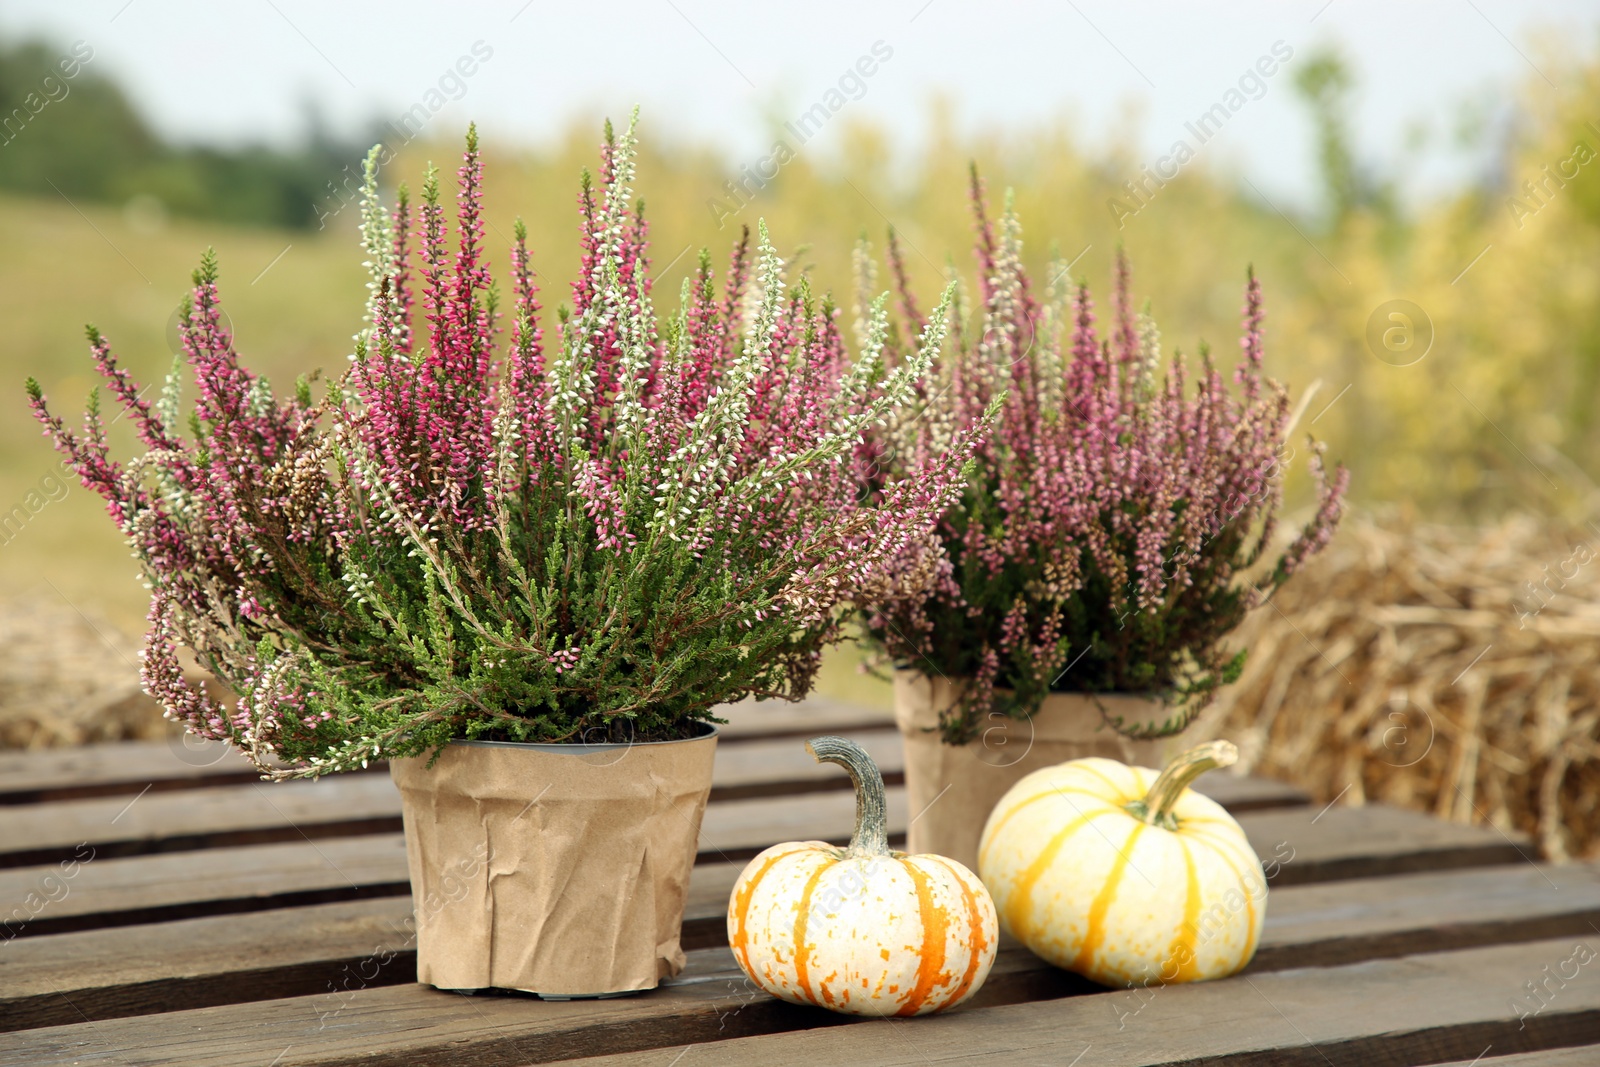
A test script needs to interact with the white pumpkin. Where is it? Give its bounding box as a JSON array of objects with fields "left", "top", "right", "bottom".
[
  {"left": 978, "top": 740, "right": 1265, "bottom": 988},
  {"left": 728, "top": 736, "right": 998, "bottom": 1016}
]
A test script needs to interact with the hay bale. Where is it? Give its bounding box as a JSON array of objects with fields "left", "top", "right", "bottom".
[
  {"left": 0, "top": 599, "right": 175, "bottom": 748},
  {"left": 1192, "top": 511, "right": 1600, "bottom": 861}
]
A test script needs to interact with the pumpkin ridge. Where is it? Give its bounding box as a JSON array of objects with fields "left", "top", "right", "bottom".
[
  {"left": 926, "top": 856, "right": 987, "bottom": 1010},
  {"left": 1179, "top": 824, "right": 1260, "bottom": 865},
  {"left": 1175, "top": 818, "right": 1240, "bottom": 835},
  {"left": 896, "top": 860, "right": 949, "bottom": 1016},
  {"left": 730, "top": 848, "right": 791, "bottom": 978},
  {"left": 1005, "top": 808, "right": 1105, "bottom": 941},
  {"left": 1074, "top": 761, "right": 1137, "bottom": 802},
  {"left": 1200, "top": 835, "right": 1262, "bottom": 959},
  {"left": 1071, "top": 822, "right": 1144, "bottom": 974},
  {"left": 980, "top": 786, "right": 1111, "bottom": 874},
  {"left": 791, "top": 858, "right": 834, "bottom": 1006},
  {"left": 1162, "top": 837, "right": 1202, "bottom": 982}
]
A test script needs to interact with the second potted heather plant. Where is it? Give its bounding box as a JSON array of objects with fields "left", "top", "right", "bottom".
[
  {"left": 854, "top": 173, "right": 1347, "bottom": 871},
  {"left": 27, "top": 116, "right": 981, "bottom": 997}
]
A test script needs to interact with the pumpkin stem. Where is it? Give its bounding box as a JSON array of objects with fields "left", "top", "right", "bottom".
[
  {"left": 1132, "top": 740, "right": 1239, "bottom": 829},
  {"left": 806, "top": 735, "right": 890, "bottom": 857}
]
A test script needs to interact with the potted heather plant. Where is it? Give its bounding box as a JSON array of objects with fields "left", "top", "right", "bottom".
[
  {"left": 25, "top": 116, "right": 983, "bottom": 997},
  {"left": 853, "top": 171, "right": 1348, "bottom": 870}
]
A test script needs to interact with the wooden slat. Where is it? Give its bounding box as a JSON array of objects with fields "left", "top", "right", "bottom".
[
  {"left": 564, "top": 936, "right": 1600, "bottom": 1066},
  {"left": 0, "top": 836, "right": 413, "bottom": 939},
  {"left": 1227, "top": 803, "right": 1533, "bottom": 886},
  {"left": 0, "top": 950, "right": 830, "bottom": 1067},
  {"left": 0, "top": 698, "right": 895, "bottom": 806},
  {"left": 0, "top": 740, "right": 897, "bottom": 869},
  {"left": 0, "top": 776, "right": 405, "bottom": 869},
  {"left": 720, "top": 731, "right": 1311, "bottom": 811},
  {"left": 1, "top": 743, "right": 1317, "bottom": 870},
  {"left": 0, "top": 794, "right": 1525, "bottom": 942},
  {"left": 5, "top": 936, "right": 1598, "bottom": 1066},
  {"left": 724, "top": 731, "right": 1301, "bottom": 811},
  {"left": 715, "top": 696, "right": 893, "bottom": 740},
  {"left": 0, "top": 898, "right": 417, "bottom": 1032},
  {"left": 0, "top": 728, "right": 1310, "bottom": 815},
  {"left": 1252, "top": 862, "right": 1600, "bottom": 968},
  {"left": 0, "top": 839, "right": 737, "bottom": 949},
  {"left": 0, "top": 699, "right": 1310, "bottom": 810},
  {"left": 1192, "top": 771, "right": 1312, "bottom": 812},
  {"left": 0, "top": 931, "right": 1056, "bottom": 1034},
  {"left": 0, "top": 778, "right": 889, "bottom": 872},
  {"left": 0, "top": 739, "right": 296, "bottom": 805},
  {"left": 698, "top": 787, "right": 909, "bottom": 862},
  {"left": 8, "top": 860, "right": 1600, "bottom": 1035},
  {"left": 0, "top": 896, "right": 758, "bottom": 1035},
  {"left": 0, "top": 870, "right": 746, "bottom": 1031},
  {"left": 701, "top": 729, "right": 905, "bottom": 800},
  {"left": 699, "top": 780, "right": 1347, "bottom": 867},
  {"left": 1435, "top": 1050, "right": 1600, "bottom": 1066}
]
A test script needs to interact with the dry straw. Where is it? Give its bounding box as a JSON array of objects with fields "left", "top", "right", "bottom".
[
  {"left": 1192, "top": 511, "right": 1600, "bottom": 861},
  {"left": 0, "top": 600, "right": 166, "bottom": 747}
]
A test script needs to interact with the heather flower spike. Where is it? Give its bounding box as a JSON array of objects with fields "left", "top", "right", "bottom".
[
  {"left": 856, "top": 186, "right": 1348, "bottom": 741},
  {"left": 29, "top": 117, "right": 987, "bottom": 777}
]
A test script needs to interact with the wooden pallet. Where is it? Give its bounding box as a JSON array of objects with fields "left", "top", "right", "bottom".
[{"left": 2, "top": 697, "right": 1595, "bottom": 1066}]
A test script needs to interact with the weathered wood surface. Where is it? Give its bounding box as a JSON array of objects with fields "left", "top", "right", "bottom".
[
  {"left": 560, "top": 937, "right": 1600, "bottom": 1067},
  {"left": 3, "top": 695, "right": 1591, "bottom": 1066},
  {"left": 0, "top": 729, "right": 1307, "bottom": 857},
  {"left": 6, "top": 936, "right": 1597, "bottom": 1066},
  {"left": 1186, "top": 770, "right": 1313, "bottom": 812},
  {"left": 0, "top": 696, "right": 895, "bottom": 805},
  {"left": 4, "top": 762, "right": 1499, "bottom": 878},
  {"left": 0, "top": 836, "right": 411, "bottom": 938},
  {"left": 1254, "top": 863, "right": 1600, "bottom": 967},
  {"left": 1435, "top": 1049, "right": 1600, "bottom": 1066},
  {"left": 1218, "top": 802, "right": 1534, "bottom": 885},
  {"left": 715, "top": 696, "right": 893, "bottom": 738},
  {"left": 0, "top": 776, "right": 406, "bottom": 868},
  {"left": 0, "top": 778, "right": 908, "bottom": 871},
  {"left": 7, "top": 857, "right": 1600, "bottom": 1034},
  {"left": 0, "top": 773, "right": 1315, "bottom": 943},
  {"left": 0, "top": 737, "right": 286, "bottom": 805},
  {"left": 0, "top": 794, "right": 1520, "bottom": 947}
]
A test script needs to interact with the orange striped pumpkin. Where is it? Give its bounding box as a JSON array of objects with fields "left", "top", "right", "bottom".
[
  {"left": 978, "top": 740, "right": 1265, "bottom": 988},
  {"left": 727, "top": 736, "right": 998, "bottom": 1016}
]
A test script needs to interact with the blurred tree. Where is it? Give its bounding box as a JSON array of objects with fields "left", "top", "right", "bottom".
[
  {"left": 0, "top": 36, "right": 372, "bottom": 229},
  {"left": 1293, "top": 49, "right": 1359, "bottom": 224},
  {"left": 1292, "top": 47, "right": 1397, "bottom": 230},
  {"left": 0, "top": 39, "right": 159, "bottom": 200}
]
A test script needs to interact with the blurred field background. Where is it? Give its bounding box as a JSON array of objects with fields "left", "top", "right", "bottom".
[{"left": 3, "top": 18, "right": 1600, "bottom": 851}]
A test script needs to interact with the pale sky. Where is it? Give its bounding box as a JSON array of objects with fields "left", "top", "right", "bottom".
[{"left": 1, "top": 0, "right": 1595, "bottom": 211}]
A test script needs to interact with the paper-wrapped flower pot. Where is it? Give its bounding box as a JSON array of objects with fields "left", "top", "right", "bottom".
[
  {"left": 894, "top": 670, "right": 1178, "bottom": 872},
  {"left": 389, "top": 724, "right": 716, "bottom": 997}
]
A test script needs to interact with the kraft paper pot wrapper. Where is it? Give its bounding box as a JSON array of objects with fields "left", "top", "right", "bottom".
[
  {"left": 893, "top": 672, "right": 1174, "bottom": 872},
  {"left": 389, "top": 724, "right": 717, "bottom": 996}
]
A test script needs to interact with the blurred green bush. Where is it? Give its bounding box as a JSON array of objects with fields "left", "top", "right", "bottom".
[{"left": 0, "top": 36, "right": 375, "bottom": 229}]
